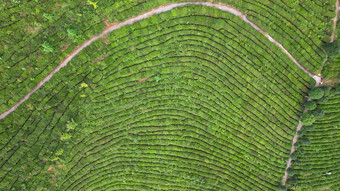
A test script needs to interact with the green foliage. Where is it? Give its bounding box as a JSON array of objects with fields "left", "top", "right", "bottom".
[
  {"left": 316, "top": 96, "right": 327, "bottom": 104},
  {"left": 322, "top": 41, "right": 340, "bottom": 57},
  {"left": 297, "top": 130, "right": 303, "bottom": 137},
  {"left": 311, "top": 108, "right": 324, "bottom": 119},
  {"left": 41, "top": 41, "right": 54, "bottom": 53},
  {"left": 290, "top": 152, "right": 297, "bottom": 160},
  {"left": 301, "top": 112, "right": 315, "bottom": 125},
  {"left": 0, "top": 2, "right": 336, "bottom": 190},
  {"left": 299, "top": 137, "right": 311, "bottom": 145},
  {"left": 305, "top": 101, "right": 316, "bottom": 110},
  {"left": 67, "top": 28, "right": 78, "bottom": 37},
  {"left": 60, "top": 133, "right": 72, "bottom": 141},
  {"left": 287, "top": 167, "right": 295, "bottom": 176},
  {"left": 66, "top": 119, "right": 77, "bottom": 132},
  {"left": 299, "top": 149, "right": 306, "bottom": 155},
  {"left": 336, "top": 83, "right": 340, "bottom": 93},
  {"left": 286, "top": 176, "right": 298, "bottom": 185},
  {"left": 278, "top": 185, "right": 287, "bottom": 191},
  {"left": 294, "top": 142, "right": 300, "bottom": 148},
  {"left": 302, "top": 125, "right": 315, "bottom": 132},
  {"left": 308, "top": 87, "right": 324, "bottom": 100},
  {"left": 320, "top": 86, "right": 331, "bottom": 96}
]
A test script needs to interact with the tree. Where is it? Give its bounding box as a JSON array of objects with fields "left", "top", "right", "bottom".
[
  {"left": 305, "top": 101, "right": 316, "bottom": 110},
  {"left": 287, "top": 167, "right": 295, "bottom": 176},
  {"left": 279, "top": 185, "right": 287, "bottom": 191},
  {"left": 308, "top": 87, "right": 324, "bottom": 100},
  {"left": 297, "top": 130, "right": 304, "bottom": 137},
  {"left": 322, "top": 41, "right": 340, "bottom": 57},
  {"left": 317, "top": 96, "right": 328, "bottom": 104},
  {"left": 290, "top": 152, "right": 297, "bottom": 160},
  {"left": 320, "top": 86, "right": 331, "bottom": 96},
  {"left": 299, "top": 149, "right": 306, "bottom": 155},
  {"left": 301, "top": 112, "right": 315, "bottom": 125},
  {"left": 311, "top": 108, "right": 324, "bottom": 119},
  {"left": 294, "top": 142, "right": 300, "bottom": 148},
  {"left": 41, "top": 41, "right": 54, "bottom": 53},
  {"left": 286, "top": 176, "right": 298, "bottom": 185},
  {"left": 336, "top": 83, "right": 340, "bottom": 93},
  {"left": 300, "top": 137, "right": 311, "bottom": 145}
]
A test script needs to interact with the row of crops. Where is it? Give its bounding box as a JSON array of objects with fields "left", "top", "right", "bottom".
[
  {"left": 0, "top": 5, "right": 317, "bottom": 190},
  {"left": 0, "top": 0, "right": 336, "bottom": 115},
  {"left": 291, "top": 85, "right": 340, "bottom": 190}
]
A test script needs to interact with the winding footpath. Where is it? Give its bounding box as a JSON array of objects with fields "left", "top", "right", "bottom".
[
  {"left": 331, "top": 0, "right": 339, "bottom": 42},
  {"left": 0, "top": 2, "right": 321, "bottom": 120}
]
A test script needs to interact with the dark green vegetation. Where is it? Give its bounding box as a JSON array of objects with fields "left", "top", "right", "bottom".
[
  {"left": 0, "top": 0, "right": 339, "bottom": 191},
  {"left": 0, "top": 0, "right": 335, "bottom": 114},
  {"left": 292, "top": 87, "right": 340, "bottom": 190}
]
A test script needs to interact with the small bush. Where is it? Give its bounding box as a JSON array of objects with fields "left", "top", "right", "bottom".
[
  {"left": 316, "top": 96, "right": 327, "bottom": 104},
  {"left": 299, "top": 149, "right": 306, "bottom": 155},
  {"left": 41, "top": 41, "right": 54, "bottom": 53},
  {"left": 286, "top": 176, "right": 298, "bottom": 185},
  {"left": 300, "top": 137, "right": 311, "bottom": 145},
  {"left": 320, "top": 86, "right": 331, "bottom": 95},
  {"left": 287, "top": 167, "right": 295, "bottom": 176},
  {"left": 305, "top": 101, "right": 316, "bottom": 110},
  {"left": 336, "top": 83, "right": 340, "bottom": 93},
  {"left": 308, "top": 87, "right": 324, "bottom": 100},
  {"left": 303, "top": 125, "right": 315, "bottom": 131},
  {"left": 279, "top": 185, "right": 287, "bottom": 191},
  {"left": 290, "top": 152, "right": 297, "bottom": 160},
  {"left": 301, "top": 112, "right": 315, "bottom": 125},
  {"left": 311, "top": 108, "right": 324, "bottom": 119}
]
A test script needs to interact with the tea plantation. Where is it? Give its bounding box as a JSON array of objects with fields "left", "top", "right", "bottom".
[{"left": 0, "top": 0, "right": 339, "bottom": 190}]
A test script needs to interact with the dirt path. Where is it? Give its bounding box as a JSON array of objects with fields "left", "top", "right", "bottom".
[
  {"left": 282, "top": 96, "right": 312, "bottom": 185},
  {"left": 282, "top": 115, "right": 304, "bottom": 185},
  {"left": 0, "top": 2, "right": 320, "bottom": 120},
  {"left": 331, "top": 0, "right": 339, "bottom": 42}
]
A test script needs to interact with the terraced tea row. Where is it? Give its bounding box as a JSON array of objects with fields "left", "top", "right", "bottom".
[
  {"left": 0, "top": 6, "right": 315, "bottom": 190},
  {"left": 1, "top": 0, "right": 335, "bottom": 115},
  {"left": 292, "top": 91, "right": 340, "bottom": 190}
]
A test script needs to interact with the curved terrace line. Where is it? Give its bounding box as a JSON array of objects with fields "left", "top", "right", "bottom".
[{"left": 0, "top": 1, "right": 321, "bottom": 120}]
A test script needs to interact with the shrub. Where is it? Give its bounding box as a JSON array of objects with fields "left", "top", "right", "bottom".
[
  {"left": 336, "top": 83, "right": 340, "bottom": 93},
  {"left": 294, "top": 142, "right": 300, "bottom": 148},
  {"left": 303, "top": 125, "right": 315, "bottom": 131},
  {"left": 299, "top": 149, "right": 306, "bottom": 155},
  {"left": 320, "top": 86, "right": 331, "bottom": 96},
  {"left": 301, "top": 112, "right": 315, "bottom": 125},
  {"left": 297, "top": 130, "right": 304, "bottom": 137},
  {"left": 286, "top": 176, "right": 298, "bottom": 185},
  {"left": 290, "top": 152, "right": 297, "bottom": 160},
  {"left": 305, "top": 101, "right": 316, "bottom": 110},
  {"left": 317, "top": 96, "right": 327, "bottom": 104},
  {"left": 67, "top": 28, "right": 78, "bottom": 37},
  {"left": 300, "top": 137, "right": 311, "bottom": 145},
  {"left": 308, "top": 87, "right": 324, "bottom": 100},
  {"left": 311, "top": 108, "right": 324, "bottom": 119},
  {"left": 41, "top": 41, "right": 54, "bottom": 53},
  {"left": 322, "top": 41, "right": 340, "bottom": 57},
  {"left": 287, "top": 167, "right": 295, "bottom": 176},
  {"left": 279, "top": 185, "right": 287, "bottom": 191}
]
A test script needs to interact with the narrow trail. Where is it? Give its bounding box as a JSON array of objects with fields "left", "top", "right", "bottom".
[
  {"left": 283, "top": 0, "right": 340, "bottom": 185},
  {"left": 331, "top": 0, "right": 339, "bottom": 42},
  {"left": 0, "top": 2, "right": 319, "bottom": 119}
]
